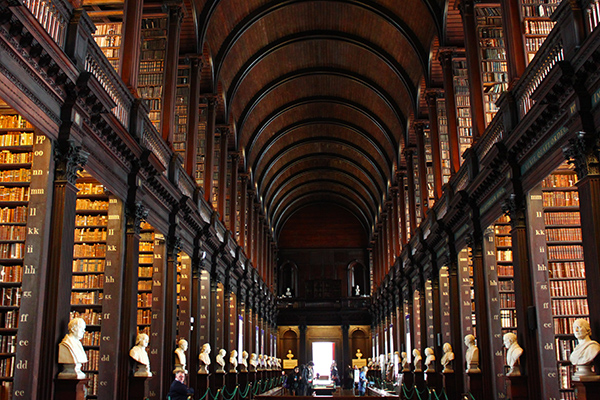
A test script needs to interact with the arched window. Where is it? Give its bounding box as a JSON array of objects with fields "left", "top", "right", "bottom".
[
  {"left": 278, "top": 261, "right": 298, "bottom": 297},
  {"left": 347, "top": 260, "right": 368, "bottom": 296}
]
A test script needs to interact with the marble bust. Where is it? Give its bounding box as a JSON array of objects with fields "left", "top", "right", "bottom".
[
  {"left": 215, "top": 349, "right": 227, "bottom": 373},
  {"left": 424, "top": 347, "right": 435, "bottom": 373},
  {"left": 249, "top": 353, "right": 258, "bottom": 372},
  {"left": 464, "top": 335, "right": 480, "bottom": 373},
  {"left": 130, "top": 333, "right": 152, "bottom": 377},
  {"left": 412, "top": 349, "right": 422, "bottom": 372},
  {"left": 367, "top": 357, "right": 373, "bottom": 368},
  {"left": 174, "top": 339, "right": 188, "bottom": 374},
  {"left": 240, "top": 350, "right": 248, "bottom": 372},
  {"left": 198, "top": 343, "right": 211, "bottom": 374},
  {"left": 258, "top": 354, "right": 265, "bottom": 370},
  {"left": 229, "top": 350, "right": 238, "bottom": 373},
  {"left": 58, "top": 317, "right": 88, "bottom": 379},
  {"left": 503, "top": 333, "right": 523, "bottom": 376},
  {"left": 570, "top": 318, "right": 600, "bottom": 380},
  {"left": 401, "top": 352, "right": 410, "bottom": 372},
  {"left": 441, "top": 343, "right": 454, "bottom": 373}
]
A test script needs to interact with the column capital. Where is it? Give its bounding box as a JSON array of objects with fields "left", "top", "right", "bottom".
[
  {"left": 201, "top": 94, "right": 219, "bottom": 107},
  {"left": 54, "top": 140, "right": 89, "bottom": 184},
  {"left": 424, "top": 89, "right": 442, "bottom": 105},
  {"left": 216, "top": 125, "right": 230, "bottom": 137},
  {"left": 563, "top": 131, "right": 600, "bottom": 180},
  {"left": 126, "top": 202, "right": 148, "bottom": 235}
]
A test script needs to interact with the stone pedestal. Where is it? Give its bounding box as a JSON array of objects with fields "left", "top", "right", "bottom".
[
  {"left": 399, "top": 371, "right": 414, "bottom": 391},
  {"left": 226, "top": 372, "right": 238, "bottom": 400},
  {"left": 414, "top": 371, "right": 425, "bottom": 390},
  {"left": 211, "top": 371, "right": 226, "bottom": 394},
  {"left": 128, "top": 376, "right": 150, "bottom": 400},
  {"left": 574, "top": 378, "right": 600, "bottom": 400},
  {"left": 425, "top": 371, "right": 442, "bottom": 393},
  {"left": 442, "top": 372, "right": 457, "bottom": 400},
  {"left": 197, "top": 373, "right": 210, "bottom": 400},
  {"left": 506, "top": 375, "right": 528, "bottom": 400},
  {"left": 467, "top": 372, "right": 483, "bottom": 400},
  {"left": 54, "top": 378, "right": 88, "bottom": 400}
]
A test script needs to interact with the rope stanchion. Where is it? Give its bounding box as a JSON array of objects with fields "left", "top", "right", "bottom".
[
  {"left": 401, "top": 383, "right": 415, "bottom": 400},
  {"left": 198, "top": 387, "right": 210, "bottom": 400},
  {"left": 239, "top": 384, "right": 252, "bottom": 399}
]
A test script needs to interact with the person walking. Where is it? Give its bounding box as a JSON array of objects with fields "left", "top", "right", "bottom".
[{"left": 357, "top": 366, "right": 368, "bottom": 396}]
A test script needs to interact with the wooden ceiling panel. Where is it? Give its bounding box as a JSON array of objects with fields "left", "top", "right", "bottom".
[{"left": 238, "top": 74, "right": 404, "bottom": 152}]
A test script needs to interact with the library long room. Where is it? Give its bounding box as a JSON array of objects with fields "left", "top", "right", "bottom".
[{"left": 1, "top": 0, "right": 600, "bottom": 399}]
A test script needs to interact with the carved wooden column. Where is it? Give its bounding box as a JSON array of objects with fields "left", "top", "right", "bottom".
[
  {"left": 148, "top": 234, "right": 167, "bottom": 400},
  {"left": 390, "top": 189, "right": 400, "bottom": 258},
  {"left": 415, "top": 122, "right": 429, "bottom": 216},
  {"left": 185, "top": 55, "right": 202, "bottom": 177},
  {"left": 247, "top": 190, "right": 255, "bottom": 261},
  {"left": 405, "top": 149, "right": 417, "bottom": 234},
  {"left": 162, "top": 235, "right": 181, "bottom": 396},
  {"left": 397, "top": 172, "right": 408, "bottom": 246},
  {"left": 381, "top": 213, "right": 388, "bottom": 276},
  {"left": 161, "top": 4, "right": 184, "bottom": 144},
  {"left": 438, "top": 50, "right": 461, "bottom": 173},
  {"left": 459, "top": 0, "right": 485, "bottom": 139},
  {"left": 500, "top": 0, "right": 526, "bottom": 82},
  {"left": 230, "top": 153, "right": 239, "bottom": 236},
  {"left": 203, "top": 97, "right": 217, "bottom": 203},
  {"left": 425, "top": 91, "right": 443, "bottom": 198},
  {"left": 239, "top": 175, "right": 248, "bottom": 252},
  {"left": 253, "top": 203, "right": 260, "bottom": 265},
  {"left": 217, "top": 127, "right": 229, "bottom": 221},
  {"left": 445, "top": 240, "right": 465, "bottom": 395},
  {"left": 38, "top": 141, "right": 87, "bottom": 399},
  {"left": 119, "top": 0, "right": 143, "bottom": 93}
]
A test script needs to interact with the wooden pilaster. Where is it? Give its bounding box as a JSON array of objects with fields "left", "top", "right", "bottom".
[
  {"left": 425, "top": 92, "right": 443, "bottom": 198},
  {"left": 397, "top": 172, "right": 408, "bottom": 246},
  {"left": 203, "top": 97, "right": 217, "bottom": 203},
  {"left": 415, "top": 122, "right": 429, "bottom": 216},
  {"left": 185, "top": 56, "right": 202, "bottom": 177},
  {"left": 217, "top": 127, "right": 229, "bottom": 221},
  {"left": 501, "top": 0, "right": 527, "bottom": 82},
  {"left": 405, "top": 149, "right": 417, "bottom": 234},
  {"left": 119, "top": 0, "right": 143, "bottom": 93},
  {"left": 229, "top": 153, "right": 239, "bottom": 236},
  {"left": 148, "top": 235, "right": 167, "bottom": 400},
  {"left": 438, "top": 50, "right": 461, "bottom": 173}
]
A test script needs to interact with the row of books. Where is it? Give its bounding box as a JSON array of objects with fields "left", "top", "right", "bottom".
[
  {"left": 552, "top": 298, "right": 589, "bottom": 316},
  {"left": 480, "top": 38, "right": 505, "bottom": 48},
  {"left": 141, "top": 17, "right": 167, "bottom": 31},
  {"left": 101, "top": 47, "right": 120, "bottom": 59},
  {"left": 0, "top": 335, "right": 16, "bottom": 353},
  {"left": 139, "top": 266, "right": 153, "bottom": 278},
  {"left": 70, "top": 309, "right": 101, "bottom": 325},
  {"left": 139, "top": 255, "right": 153, "bottom": 264},
  {"left": 139, "top": 73, "right": 164, "bottom": 86},
  {"left": 86, "top": 372, "right": 99, "bottom": 396},
  {"left": 544, "top": 211, "right": 580, "bottom": 225},
  {"left": 138, "top": 280, "right": 152, "bottom": 291},
  {"left": 92, "top": 23, "right": 122, "bottom": 36},
  {"left": 0, "top": 133, "right": 33, "bottom": 147},
  {"left": 137, "top": 309, "right": 151, "bottom": 325},
  {"left": 558, "top": 364, "right": 575, "bottom": 390},
  {"left": 554, "top": 316, "right": 589, "bottom": 335},
  {"left": 546, "top": 228, "right": 582, "bottom": 242},
  {"left": 0, "top": 243, "right": 24, "bottom": 259},
  {"left": 0, "top": 225, "right": 25, "bottom": 241},
  {"left": 494, "top": 225, "right": 510, "bottom": 235},
  {"left": 0, "top": 150, "right": 32, "bottom": 164},
  {"left": 549, "top": 261, "right": 585, "bottom": 278},
  {"left": 543, "top": 191, "right": 579, "bottom": 207},
  {"left": 72, "top": 259, "right": 105, "bottom": 273},
  {"left": 547, "top": 245, "right": 584, "bottom": 260},
  {"left": 0, "top": 310, "right": 18, "bottom": 329},
  {"left": 496, "top": 236, "right": 511, "bottom": 246},
  {"left": 143, "top": 99, "right": 162, "bottom": 112},
  {"left": 0, "top": 116, "right": 32, "bottom": 129},
  {"left": 75, "top": 182, "right": 105, "bottom": 195},
  {"left": 74, "top": 228, "right": 107, "bottom": 242},
  {"left": 82, "top": 331, "right": 100, "bottom": 347},
  {"left": 139, "top": 60, "right": 164, "bottom": 73},
  {"left": 481, "top": 48, "right": 506, "bottom": 60},
  {"left": 75, "top": 214, "right": 108, "bottom": 227},
  {"left": 0, "top": 186, "right": 29, "bottom": 202},
  {"left": 499, "top": 280, "right": 514, "bottom": 291},
  {"left": 497, "top": 250, "right": 513, "bottom": 261},
  {"left": 139, "top": 241, "right": 154, "bottom": 252},
  {"left": 524, "top": 19, "right": 555, "bottom": 35},
  {"left": 499, "top": 293, "right": 515, "bottom": 308},
  {"left": 0, "top": 169, "right": 31, "bottom": 183},
  {"left": 139, "top": 86, "right": 163, "bottom": 100},
  {"left": 73, "top": 244, "right": 106, "bottom": 258},
  {"left": 71, "top": 291, "right": 103, "bottom": 305},
  {"left": 525, "top": 37, "right": 548, "bottom": 54},
  {"left": 72, "top": 274, "right": 104, "bottom": 290},
  {"left": 85, "top": 349, "right": 100, "bottom": 370},
  {"left": 500, "top": 309, "right": 517, "bottom": 328},
  {"left": 0, "top": 357, "right": 14, "bottom": 377},
  {"left": 75, "top": 199, "right": 108, "bottom": 211},
  {"left": 555, "top": 337, "right": 578, "bottom": 362},
  {"left": 543, "top": 174, "right": 577, "bottom": 188},
  {"left": 482, "top": 72, "right": 507, "bottom": 83},
  {"left": 550, "top": 279, "right": 587, "bottom": 297},
  {"left": 498, "top": 264, "right": 514, "bottom": 276},
  {"left": 0, "top": 287, "right": 21, "bottom": 307},
  {"left": 521, "top": 4, "right": 558, "bottom": 18},
  {"left": 137, "top": 293, "right": 152, "bottom": 308}
]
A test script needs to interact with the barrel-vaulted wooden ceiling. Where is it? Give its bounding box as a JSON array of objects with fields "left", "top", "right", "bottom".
[{"left": 84, "top": 0, "right": 465, "bottom": 241}]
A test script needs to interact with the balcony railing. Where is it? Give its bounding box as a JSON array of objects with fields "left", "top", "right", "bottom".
[{"left": 21, "top": 0, "right": 70, "bottom": 48}]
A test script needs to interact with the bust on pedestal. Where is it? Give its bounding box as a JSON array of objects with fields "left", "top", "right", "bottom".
[
  {"left": 570, "top": 318, "right": 600, "bottom": 381},
  {"left": 401, "top": 352, "right": 410, "bottom": 372},
  {"left": 240, "top": 350, "right": 248, "bottom": 372},
  {"left": 130, "top": 333, "right": 152, "bottom": 377},
  {"left": 198, "top": 343, "right": 211, "bottom": 374},
  {"left": 58, "top": 318, "right": 88, "bottom": 379},
  {"left": 174, "top": 339, "right": 188, "bottom": 374},
  {"left": 412, "top": 349, "right": 422, "bottom": 373},
  {"left": 249, "top": 353, "right": 258, "bottom": 372},
  {"left": 229, "top": 350, "right": 238, "bottom": 373},
  {"left": 424, "top": 348, "right": 435, "bottom": 373},
  {"left": 464, "top": 335, "right": 480, "bottom": 373},
  {"left": 441, "top": 343, "right": 454, "bottom": 373},
  {"left": 215, "top": 349, "right": 227, "bottom": 373},
  {"left": 503, "top": 333, "right": 523, "bottom": 376}
]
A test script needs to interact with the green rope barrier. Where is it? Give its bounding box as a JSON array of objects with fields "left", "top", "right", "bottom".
[
  {"left": 401, "top": 384, "right": 414, "bottom": 400},
  {"left": 466, "top": 392, "right": 477, "bottom": 400},
  {"left": 222, "top": 386, "right": 238, "bottom": 400},
  {"left": 252, "top": 381, "right": 262, "bottom": 395},
  {"left": 239, "top": 384, "right": 252, "bottom": 399},
  {"left": 198, "top": 388, "right": 210, "bottom": 400}
]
